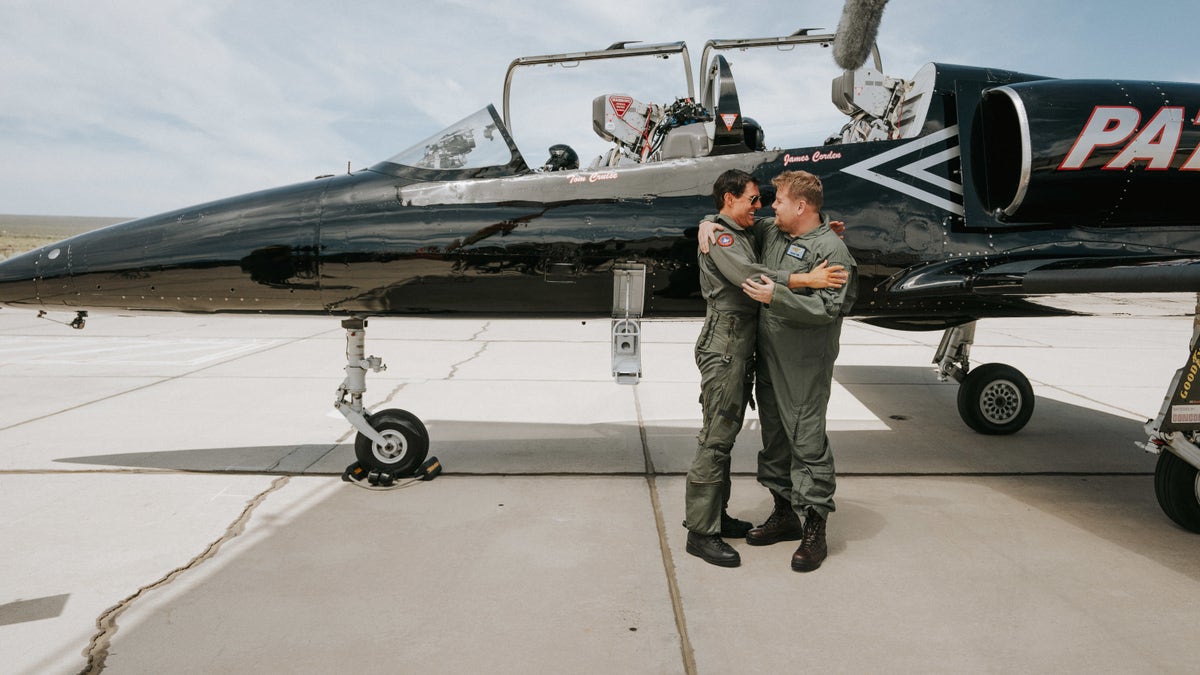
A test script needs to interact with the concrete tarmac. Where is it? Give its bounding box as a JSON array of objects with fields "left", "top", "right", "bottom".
[{"left": 1, "top": 298, "right": 1199, "bottom": 674}]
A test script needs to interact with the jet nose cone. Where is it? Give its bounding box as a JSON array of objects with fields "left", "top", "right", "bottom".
[{"left": 0, "top": 248, "right": 42, "bottom": 308}]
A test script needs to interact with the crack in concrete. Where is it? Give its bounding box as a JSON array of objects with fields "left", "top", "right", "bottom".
[
  {"left": 448, "top": 342, "right": 489, "bottom": 380},
  {"left": 246, "top": 320, "right": 493, "bottom": 474},
  {"left": 78, "top": 476, "right": 290, "bottom": 674},
  {"left": 447, "top": 321, "right": 491, "bottom": 380},
  {"left": 367, "top": 381, "right": 411, "bottom": 413},
  {"left": 466, "top": 321, "right": 491, "bottom": 343}
]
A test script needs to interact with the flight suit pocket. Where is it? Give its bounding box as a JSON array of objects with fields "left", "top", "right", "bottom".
[
  {"left": 695, "top": 315, "right": 726, "bottom": 355},
  {"left": 695, "top": 312, "right": 749, "bottom": 358}
]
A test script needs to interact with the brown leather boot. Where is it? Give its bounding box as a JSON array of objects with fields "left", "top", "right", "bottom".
[
  {"left": 791, "top": 508, "right": 827, "bottom": 572},
  {"left": 746, "top": 491, "right": 804, "bottom": 546}
]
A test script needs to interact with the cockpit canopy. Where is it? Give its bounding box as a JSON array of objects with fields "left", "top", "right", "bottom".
[
  {"left": 368, "top": 33, "right": 935, "bottom": 181},
  {"left": 370, "top": 105, "right": 529, "bottom": 180}
]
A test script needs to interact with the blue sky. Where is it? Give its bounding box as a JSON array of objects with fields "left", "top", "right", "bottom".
[{"left": 2, "top": 0, "right": 1198, "bottom": 217}]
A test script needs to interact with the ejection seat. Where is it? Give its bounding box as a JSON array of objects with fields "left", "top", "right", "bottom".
[
  {"left": 659, "top": 125, "right": 711, "bottom": 160},
  {"left": 660, "top": 54, "right": 757, "bottom": 160},
  {"left": 829, "top": 62, "right": 934, "bottom": 142},
  {"left": 587, "top": 55, "right": 756, "bottom": 166}
]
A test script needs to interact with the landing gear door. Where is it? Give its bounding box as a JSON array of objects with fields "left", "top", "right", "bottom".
[{"left": 612, "top": 263, "right": 645, "bottom": 384}]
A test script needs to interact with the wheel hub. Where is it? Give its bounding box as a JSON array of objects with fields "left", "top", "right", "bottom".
[
  {"left": 980, "top": 379, "right": 1021, "bottom": 424},
  {"left": 372, "top": 429, "right": 409, "bottom": 462}
]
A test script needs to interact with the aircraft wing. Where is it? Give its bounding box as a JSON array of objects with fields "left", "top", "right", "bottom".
[
  {"left": 884, "top": 254, "right": 1200, "bottom": 298},
  {"left": 972, "top": 255, "right": 1200, "bottom": 295}
]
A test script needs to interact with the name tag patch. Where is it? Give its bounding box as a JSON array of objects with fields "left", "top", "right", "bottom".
[
  {"left": 716, "top": 233, "right": 735, "bottom": 248},
  {"left": 786, "top": 242, "right": 808, "bottom": 260}
]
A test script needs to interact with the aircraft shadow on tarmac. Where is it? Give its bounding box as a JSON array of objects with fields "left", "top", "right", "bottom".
[
  {"left": 57, "top": 366, "right": 1156, "bottom": 476},
  {"left": 49, "top": 366, "right": 1198, "bottom": 598}
]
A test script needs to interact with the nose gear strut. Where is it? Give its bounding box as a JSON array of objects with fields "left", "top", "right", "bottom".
[{"left": 334, "top": 318, "right": 437, "bottom": 487}]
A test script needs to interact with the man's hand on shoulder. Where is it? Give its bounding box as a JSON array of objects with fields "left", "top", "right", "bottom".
[
  {"left": 788, "top": 260, "right": 847, "bottom": 290},
  {"left": 697, "top": 219, "right": 725, "bottom": 254},
  {"left": 810, "top": 260, "right": 848, "bottom": 289}
]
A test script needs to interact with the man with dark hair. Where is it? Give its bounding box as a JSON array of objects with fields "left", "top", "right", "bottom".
[
  {"left": 684, "top": 169, "right": 846, "bottom": 568},
  {"left": 702, "top": 169, "right": 857, "bottom": 572}
]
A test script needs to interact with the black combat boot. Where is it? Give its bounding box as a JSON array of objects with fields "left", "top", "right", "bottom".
[
  {"left": 791, "top": 508, "right": 828, "bottom": 572},
  {"left": 686, "top": 532, "right": 741, "bottom": 567},
  {"left": 745, "top": 491, "right": 804, "bottom": 546},
  {"left": 720, "top": 511, "right": 753, "bottom": 538}
]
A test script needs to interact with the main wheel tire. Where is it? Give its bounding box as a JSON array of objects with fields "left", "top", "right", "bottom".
[
  {"left": 1154, "top": 449, "right": 1200, "bottom": 533},
  {"left": 957, "top": 363, "right": 1034, "bottom": 435},
  {"left": 353, "top": 408, "right": 429, "bottom": 476}
]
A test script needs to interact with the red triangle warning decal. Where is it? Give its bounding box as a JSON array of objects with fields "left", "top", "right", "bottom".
[
  {"left": 720, "top": 113, "right": 739, "bottom": 130},
  {"left": 609, "top": 95, "right": 633, "bottom": 118}
]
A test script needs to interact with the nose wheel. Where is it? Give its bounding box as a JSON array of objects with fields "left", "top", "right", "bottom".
[
  {"left": 354, "top": 408, "right": 430, "bottom": 476},
  {"left": 335, "top": 318, "right": 434, "bottom": 482}
]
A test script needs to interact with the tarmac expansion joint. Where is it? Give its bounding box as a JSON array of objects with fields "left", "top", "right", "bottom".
[
  {"left": 633, "top": 386, "right": 697, "bottom": 674},
  {"left": 78, "top": 476, "right": 291, "bottom": 674}
]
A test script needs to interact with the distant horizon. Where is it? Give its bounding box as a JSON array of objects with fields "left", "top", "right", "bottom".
[
  {"left": 4, "top": 1, "right": 1198, "bottom": 217},
  {"left": 0, "top": 214, "right": 130, "bottom": 237}
]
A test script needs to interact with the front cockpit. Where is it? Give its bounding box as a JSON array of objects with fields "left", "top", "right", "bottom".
[
  {"left": 369, "top": 105, "right": 529, "bottom": 180},
  {"left": 368, "top": 31, "right": 938, "bottom": 183}
]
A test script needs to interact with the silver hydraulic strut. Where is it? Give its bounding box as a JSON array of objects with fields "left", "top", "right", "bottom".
[{"left": 334, "top": 318, "right": 392, "bottom": 448}]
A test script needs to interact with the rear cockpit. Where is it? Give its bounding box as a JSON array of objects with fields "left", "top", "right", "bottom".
[
  {"left": 509, "top": 30, "right": 937, "bottom": 172},
  {"left": 372, "top": 31, "right": 940, "bottom": 180}
]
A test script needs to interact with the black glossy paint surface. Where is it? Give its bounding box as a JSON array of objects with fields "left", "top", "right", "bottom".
[{"left": 5, "top": 64, "right": 1200, "bottom": 332}]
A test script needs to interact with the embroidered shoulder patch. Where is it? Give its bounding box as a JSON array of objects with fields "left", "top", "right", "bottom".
[{"left": 716, "top": 233, "right": 735, "bottom": 248}]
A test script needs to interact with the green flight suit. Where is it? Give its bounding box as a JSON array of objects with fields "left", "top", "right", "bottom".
[
  {"left": 753, "top": 218, "right": 857, "bottom": 521},
  {"left": 684, "top": 214, "right": 789, "bottom": 536}
]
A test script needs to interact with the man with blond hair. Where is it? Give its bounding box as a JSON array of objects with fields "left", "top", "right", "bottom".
[
  {"left": 684, "top": 169, "right": 847, "bottom": 568},
  {"left": 700, "top": 169, "right": 857, "bottom": 571}
]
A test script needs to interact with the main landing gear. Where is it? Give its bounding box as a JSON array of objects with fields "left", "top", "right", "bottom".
[
  {"left": 1140, "top": 307, "right": 1200, "bottom": 533},
  {"left": 335, "top": 318, "right": 437, "bottom": 487},
  {"left": 934, "top": 322, "right": 1035, "bottom": 435},
  {"left": 933, "top": 316, "right": 1200, "bottom": 533}
]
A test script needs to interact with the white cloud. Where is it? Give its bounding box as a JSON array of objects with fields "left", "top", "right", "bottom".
[{"left": 0, "top": 0, "right": 1197, "bottom": 216}]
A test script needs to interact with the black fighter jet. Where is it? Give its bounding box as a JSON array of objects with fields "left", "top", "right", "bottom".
[{"left": 2, "top": 27, "right": 1200, "bottom": 531}]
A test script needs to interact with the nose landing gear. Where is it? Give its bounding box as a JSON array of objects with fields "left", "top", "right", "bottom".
[{"left": 335, "top": 318, "right": 432, "bottom": 484}]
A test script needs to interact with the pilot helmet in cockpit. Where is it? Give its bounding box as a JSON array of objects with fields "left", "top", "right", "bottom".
[
  {"left": 542, "top": 144, "right": 580, "bottom": 171},
  {"left": 742, "top": 117, "right": 765, "bottom": 151}
]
